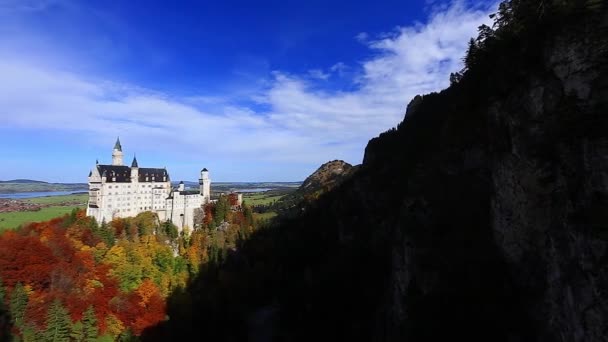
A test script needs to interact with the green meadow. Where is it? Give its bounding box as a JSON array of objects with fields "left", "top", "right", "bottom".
[
  {"left": 0, "top": 193, "right": 87, "bottom": 231},
  {"left": 242, "top": 192, "right": 284, "bottom": 206}
]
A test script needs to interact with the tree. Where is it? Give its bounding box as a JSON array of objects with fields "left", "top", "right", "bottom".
[
  {"left": 0, "top": 277, "right": 10, "bottom": 342},
  {"left": 97, "top": 219, "right": 115, "bottom": 247},
  {"left": 449, "top": 72, "right": 463, "bottom": 85},
  {"left": 82, "top": 305, "right": 98, "bottom": 341},
  {"left": 9, "top": 282, "right": 28, "bottom": 329},
  {"left": 44, "top": 299, "right": 71, "bottom": 342},
  {"left": 0, "top": 276, "right": 5, "bottom": 303},
  {"left": 463, "top": 38, "right": 479, "bottom": 70},
  {"left": 70, "top": 321, "right": 84, "bottom": 342},
  {"left": 162, "top": 221, "right": 179, "bottom": 241}
]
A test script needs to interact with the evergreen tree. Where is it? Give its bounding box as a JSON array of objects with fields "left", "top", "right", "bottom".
[
  {"left": 99, "top": 218, "right": 115, "bottom": 247},
  {"left": 44, "top": 299, "right": 71, "bottom": 342},
  {"left": 82, "top": 305, "right": 98, "bottom": 341},
  {"left": 70, "top": 321, "right": 84, "bottom": 342},
  {"left": 0, "top": 277, "right": 9, "bottom": 342},
  {"left": 163, "top": 220, "right": 179, "bottom": 241},
  {"left": 463, "top": 38, "right": 479, "bottom": 70},
  {"left": 22, "top": 324, "right": 43, "bottom": 341},
  {"left": 9, "top": 282, "right": 28, "bottom": 329},
  {"left": 0, "top": 276, "right": 5, "bottom": 303}
]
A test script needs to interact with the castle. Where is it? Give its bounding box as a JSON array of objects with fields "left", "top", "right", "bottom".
[{"left": 86, "top": 138, "right": 211, "bottom": 230}]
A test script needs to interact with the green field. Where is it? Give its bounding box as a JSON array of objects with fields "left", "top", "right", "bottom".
[
  {"left": 0, "top": 193, "right": 88, "bottom": 231},
  {"left": 242, "top": 193, "right": 284, "bottom": 206},
  {"left": 0, "top": 205, "right": 84, "bottom": 231}
]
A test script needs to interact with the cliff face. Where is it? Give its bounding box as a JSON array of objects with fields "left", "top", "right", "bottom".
[
  {"left": 361, "top": 10, "right": 608, "bottom": 341},
  {"left": 147, "top": 4, "right": 607, "bottom": 342}
]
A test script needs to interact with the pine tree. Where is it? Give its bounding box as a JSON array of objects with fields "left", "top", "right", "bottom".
[
  {"left": 9, "top": 282, "right": 28, "bottom": 329},
  {"left": 99, "top": 218, "right": 115, "bottom": 247},
  {"left": 44, "top": 299, "right": 71, "bottom": 342},
  {"left": 70, "top": 321, "right": 84, "bottom": 342},
  {"left": 0, "top": 277, "right": 10, "bottom": 342},
  {"left": 0, "top": 276, "right": 5, "bottom": 303},
  {"left": 82, "top": 305, "right": 98, "bottom": 341}
]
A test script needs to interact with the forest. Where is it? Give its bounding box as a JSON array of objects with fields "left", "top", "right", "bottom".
[{"left": 0, "top": 194, "right": 255, "bottom": 341}]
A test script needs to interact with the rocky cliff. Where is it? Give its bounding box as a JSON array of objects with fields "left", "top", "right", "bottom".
[
  {"left": 362, "top": 4, "right": 608, "bottom": 340},
  {"left": 146, "top": 2, "right": 608, "bottom": 341}
]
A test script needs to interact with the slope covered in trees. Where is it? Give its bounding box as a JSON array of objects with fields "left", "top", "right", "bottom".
[
  {"left": 0, "top": 194, "right": 257, "bottom": 341},
  {"left": 144, "top": 1, "right": 608, "bottom": 341}
]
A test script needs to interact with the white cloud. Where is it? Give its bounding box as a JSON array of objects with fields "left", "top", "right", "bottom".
[
  {"left": 355, "top": 32, "right": 369, "bottom": 43},
  {"left": 330, "top": 62, "right": 348, "bottom": 75},
  {"left": 308, "top": 69, "right": 330, "bottom": 80},
  {"left": 0, "top": 0, "right": 496, "bottom": 180}
]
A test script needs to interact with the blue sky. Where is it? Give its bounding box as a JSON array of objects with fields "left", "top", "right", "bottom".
[{"left": 0, "top": 0, "right": 496, "bottom": 182}]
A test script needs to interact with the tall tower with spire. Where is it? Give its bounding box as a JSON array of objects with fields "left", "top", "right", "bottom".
[
  {"left": 112, "top": 137, "right": 123, "bottom": 166},
  {"left": 199, "top": 168, "right": 210, "bottom": 203}
]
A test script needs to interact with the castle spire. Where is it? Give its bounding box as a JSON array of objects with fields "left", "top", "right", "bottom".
[
  {"left": 111, "top": 138, "right": 124, "bottom": 166},
  {"left": 131, "top": 154, "right": 138, "bottom": 168},
  {"left": 114, "top": 137, "right": 122, "bottom": 151}
]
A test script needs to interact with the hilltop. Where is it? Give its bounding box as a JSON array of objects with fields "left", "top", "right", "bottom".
[{"left": 0, "top": 179, "right": 48, "bottom": 184}]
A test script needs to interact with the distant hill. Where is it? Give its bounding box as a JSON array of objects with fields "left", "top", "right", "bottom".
[
  {"left": 0, "top": 179, "right": 49, "bottom": 184},
  {"left": 0, "top": 180, "right": 88, "bottom": 194},
  {"left": 273, "top": 160, "right": 358, "bottom": 213}
]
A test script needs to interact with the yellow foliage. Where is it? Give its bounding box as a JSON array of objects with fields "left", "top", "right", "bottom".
[{"left": 105, "top": 314, "right": 125, "bottom": 337}]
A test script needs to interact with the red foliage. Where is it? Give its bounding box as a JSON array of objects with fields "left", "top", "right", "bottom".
[
  {"left": 24, "top": 291, "right": 51, "bottom": 330},
  {"left": 111, "top": 218, "right": 127, "bottom": 239},
  {"left": 116, "top": 280, "right": 166, "bottom": 335},
  {"left": 203, "top": 203, "right": 214, "bottom": 225},
  {"left": 0, "top": 211, "right": 167, "bottom": 337},
  {"left": 0, "top": 231, "right": 57, "bottom": 290},
  {"left": 228, "top": 193, "right": 239, "bottom": 206}
]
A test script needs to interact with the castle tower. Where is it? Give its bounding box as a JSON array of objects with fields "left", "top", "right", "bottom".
[
  {"left": 112, "top": 137, "right": 124, "bottom": 166},
  {"left": 130, "top": 155, "right": 139, "bottom": 182},
  {"left": 199, "top": 168, "right": 210, "bottom": 203}
]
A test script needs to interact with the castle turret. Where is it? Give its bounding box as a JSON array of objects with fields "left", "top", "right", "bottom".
[
  {"left": 178, "top": 181, "right": 185, "bottom": 192},
  {"left": 112, "top": 137, "right": 123, "bottom": 166},
  {"left": 199, "top": 168, "right": 210, "bottom": 203},
  {"left": 130, "top": 155, "right": 139, "bottom": 182}
]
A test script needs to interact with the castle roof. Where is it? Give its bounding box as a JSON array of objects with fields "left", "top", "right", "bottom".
[
  {"left": 202, "top": 168, "right": 208, "bottom": 172},
  {"left": 97, "top": 165, "right": 131, "bottom": 182},
  {"left": 138, "top": 168, "right": 169, "bottom": 182},
  {"left": 95, "top": 165, "right": 169, "bottom": 183},
  {"left": 131, "top": 155, "right": 138, "bottom": 168},
  {"left": 114, "top": 137, "right": 122, "bottom": 151}
]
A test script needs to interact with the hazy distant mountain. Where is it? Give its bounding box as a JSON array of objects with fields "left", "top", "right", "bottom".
[
  {"left": 0, "top": 179, "right": 49, "bottom": 184},
  {"left": 0, "top": 180, "right": 87, "bottom": 193}
]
